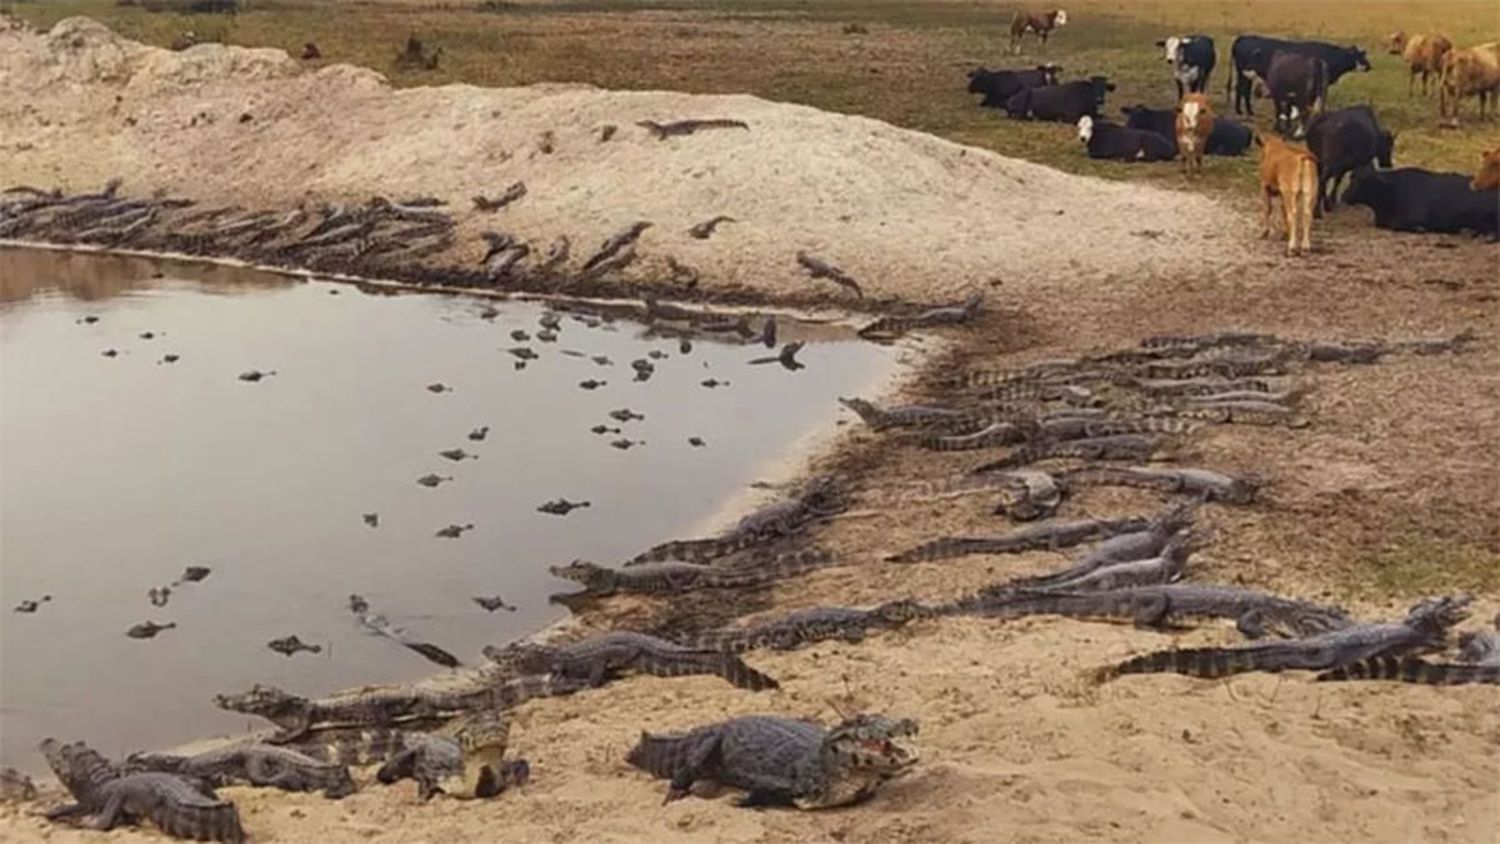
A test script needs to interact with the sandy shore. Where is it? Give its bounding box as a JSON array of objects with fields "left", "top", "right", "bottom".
[{"left": 2, "top": 15, "right": 1498, "bottom": 844}]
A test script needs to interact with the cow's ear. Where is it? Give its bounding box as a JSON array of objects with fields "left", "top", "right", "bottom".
[
  {"left": 1252, "top": 132, "right": 1264, "bottom": 148},
  {"left": 1107, "top": 83, "right": 1118, "bottom": 91},
  {"left": 1154, "top": 39, "right": 1166, "bottom": 47}
]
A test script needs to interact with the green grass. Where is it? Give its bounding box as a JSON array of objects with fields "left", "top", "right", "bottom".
[
  {"left": 1343, "top": 536, "right": 1500, "bottom": 600},
  {"left": 5, "top": 0, "right": 1495, "bottom": 197}
]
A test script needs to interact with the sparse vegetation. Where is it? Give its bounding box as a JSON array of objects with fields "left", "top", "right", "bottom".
[
  {"left": 1344, "top": 536, "right": 1500, "bottom": 599},
  {"left": 6, "top": 0, "right": 1492, "bottom": 194}
]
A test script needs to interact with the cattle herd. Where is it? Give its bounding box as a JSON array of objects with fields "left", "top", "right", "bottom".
[{"left": 966, "top": 9, "right": 1499, "bottom": 254}]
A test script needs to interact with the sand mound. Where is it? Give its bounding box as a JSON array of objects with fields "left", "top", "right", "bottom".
[{"left": 0, "top": 16, "right": 1246, "bottom": 303}]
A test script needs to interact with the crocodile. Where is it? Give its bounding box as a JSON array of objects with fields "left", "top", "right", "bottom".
[
  {"left": 627, "top": 713, "right": 918, "bottom": 808},
  {"left": 682, "top": 600, "right": 930, "bottom": 653},
  {"left": 435, "top": 523, "right": 474, "bottom": 539},
  {"left": 538, "top": 498, "right": 590, "bottom": 515},
  {"left": 756, "top": 316, "right": 777, "bottom": 348},
  {"left": 473, "top": 595, "right": 516, "bottom": 612},
  {"left": 552, "top": 550, "right": 837, "bottom": 597},
  {"left": 267, "top": 635, "right": 322, "bottom": 657},
  {"left": 970, "top": 434, "right": 1165, "bottom": 473},
  {"left": 536, "top": 235, "right": 571, "bottom": 274},
  {"left": 795, "top": 251, "right": 863, "bottom": 298},
  {"left": 438, "top": 448, "right": 475, "bottom": 461},
  {"left": 41, "top": 738, "right": 245, "bottom": 843},
  {"left": 628, "top": 477, "right": 845, "bottom": 565},
  {"left": 887, "top": 515, "right": 1150, "bottom": 563},
  {"left": 483, "top": 631, "right": 778, "bottom": 691},
  {"left": 1314, "top": 655, "right": 1500, "bottom": 686},
  {"left": 1060, "top": 465, "right": 1261, "bottom": 504},
  {"left": 1174, "top": 400, "right": 1306, "bottom": 427},
  {"left": 637, "top": 119, "right": 750, "bottom": 139},
  {"left": 417, "top": 473, "right": 453, "bottom": 488},
  {"left": 1009, "top": 503, "right": 1197, "bottom": 589},
  {"left": 1098, "top": 594, "right": 1471, "bottom": 681},
  {"left": 363, "top": 512, "right": 379, "bottom": 527},
  {"left": 837, "top": 397, "right": 974, "bottom": 432},
  {"left": 127, "top": 621, "right": 176, "bottom": 639},
  {"left": 954, "top": 582, "right": 1353, "bottom": 639},
  {"left": 214, "top": 671, "right": 585, "bottom": 743},
  {"left": 473, "top": 182, "right": 527, "bottom": 212},
  {"left": 993, "top": 469, "right": 1066, "bottom": 521},
  {"left": 582, "top": 222, "right": 652, "bottom": 272},
  {"left": 857, "top": 293, "right": 984, "bottom": 338},
  {"left": 916, "top": 421, "right": 1037, "bottom": 452},
  {"left": 1126, "top": 377, "right": 1279, "bottom": 397},
  {"left": 374, "top": 711, "right": 528, "bottom": 799},
  {"left": 1139, "top": 331, "right": 1282, "bottom": 353},
  {"left": 237, "top": 369, "right": 274, "bottom": 383},
  {"left": 687, "top": 215, "right": 736, "bottom": 239},
  {"left": 125, "top": 743, "right": 355, "bottom": 798},
  {"left": 748, "top": 341, "right": 805, "bottom": 370}
]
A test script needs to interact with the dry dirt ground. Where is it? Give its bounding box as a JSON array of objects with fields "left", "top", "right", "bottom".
[{"left": 1, "top": 16, "right": 1498, "bottom": 844}]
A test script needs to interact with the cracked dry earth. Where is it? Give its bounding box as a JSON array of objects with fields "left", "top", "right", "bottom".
[{"left": 3, "top": 15, "right": 1499, "bottom": 844}]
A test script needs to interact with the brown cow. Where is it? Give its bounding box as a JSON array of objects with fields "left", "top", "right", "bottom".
[
  {"left": 1389, "top": 31, "right": 1452, "bottom": 96},
  {"left": 1175, "top": 93, "right": 1214, "bottom": 175},
  {"left": 1255, "top": 133, "right": 1318, "bottom": 256},
  {"left": 1474, "top": 147, "right": 1500, "bottom": 190},
  {"left": 1009, "top": 9, "right": 1068, "bottom": 55},
  {"left": 1439, "top": 42, "right": 1500, "bottom": 123}
]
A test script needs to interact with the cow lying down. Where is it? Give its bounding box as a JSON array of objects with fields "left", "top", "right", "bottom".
[
  {"left": 1343, "top": 166, "right": 1499, "bottom": 238},
  {"left": 1077, "top": 116, "right": 1175, "bottom": 161}
]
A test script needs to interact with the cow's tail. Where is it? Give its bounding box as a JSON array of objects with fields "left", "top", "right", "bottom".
[
  {"left": 1314, "top": 58, "right": 1328, "bottom": 114},
  {"left": 1226, "top": 48, "right": 1236, "bottom": 106}
]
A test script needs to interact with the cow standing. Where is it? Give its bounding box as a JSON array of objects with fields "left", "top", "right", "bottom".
[
  {"left": 1077, "top": 116, "right": 1175, "bottom": 161},
  {"left": 1388, "top": 31, "right": 1452, "bottom": 96},
  {"left": 1439, "top": 42, "right": 1500, "bottom": 124},
  {"left": 1305, "top": 106, "right": 1395, "bottom": 214},
  {"left": 1256, "top": 133, "right": 1318, "bottom": 255},
  {"left": 1227, "top": 36, "right": 1370, "bottom": 116},
  {"left": 1009, "top": 9, "right": 1068, "bottom": 55},
  {"left": 1249, "top": 51, "right": 1327, "bottom": 137},
  {"left": 967, "top": 65, "right": 1060, "bottom": 108},
  {"left": 1159, "top": 35, "right": 1216, "bottom": 98},
  {"left": 1120, "top": 104, "right": 1253, "bottom": 156},
  {"left": 1175, "top": 93, "right": 1215, "bottom": 175}
]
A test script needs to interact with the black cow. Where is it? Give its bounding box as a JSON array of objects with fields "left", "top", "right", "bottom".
[
  {"left": 1077, "top": 116, "right": 1175, "bottom": 161},
  {"left": 1119, "top": 104, "right": 1253, "bottom": 156},
  {"left": 1228, "top": 36, "right": 1371, "bottom": 116},
  {"left": 967, "top": 65, "right": 1061, "bottom": 108},
  {"left": 1158, "top": 34, "right": 1216, "bottom": 98},
  {"left": 1343, "top": 167, "right": 1499, "bottom": 238},
  {"left": 1254, "top": 51, "right": 1328, "bottom": 137},
  {"left": 1305, "top": 106, "right": 1395, "bottom": 215},
  {"left": 1006, "top": 75, "right": 1114, "bottom": 122}
]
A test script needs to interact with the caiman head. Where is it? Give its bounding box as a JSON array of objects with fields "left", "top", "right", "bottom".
[
  {"left": 548, "top": 559, "right": 607, "bottom": 587},
  {"left": 480, "top": 642, "right": 555, "bottom": 675},
  {"left": 448, "top": 711, "right": 527, "bottom": 799},
  {"left": 870, "top": 599, "right": 927, "bottom": 627},
  {"left": 825, "top": 714, "right": 919, "bottom": 775},
  {"left": 1404, "top": 594, "right": 1473, "bottom": 642},
  {"left": 213, "top": 683, "right": 303, "bottom": 720},
  {"left": 39, "top": 738, "right": 118, "bottom": 798},
  {"left": 836, "top": 397, "right": 880, "bottom": 423}
]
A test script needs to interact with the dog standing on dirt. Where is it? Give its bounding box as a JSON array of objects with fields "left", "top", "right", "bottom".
[
  {"left": 1255, "top": 133, "right": 1318, "bottom": 256},
  {"left": 1009, "top": 9, "right": 1067, "bottom": 55},
  {"left": 1175, "top": 93, "right": 1214, "bottom": 176}
]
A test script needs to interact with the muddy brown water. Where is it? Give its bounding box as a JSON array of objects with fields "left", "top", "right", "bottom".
[{"left": 0, "top": 246, "right": 893, "bottom": 772}]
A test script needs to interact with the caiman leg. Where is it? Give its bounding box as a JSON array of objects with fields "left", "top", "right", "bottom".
[
  {"left": 85, "top": 794, "right": 127, "bottom": 831},
  {"left": 376, "top": 749, "right": 419, "bottom": 785},
  {"left": 1130, "top": 594, "right": 1173, "bottom": 628},
  {"left": 1236, "top": 610, "right": 1270, "bottom": 639},
  {"left": 666, "top": 737, "right": 721, "bottom": 803}
]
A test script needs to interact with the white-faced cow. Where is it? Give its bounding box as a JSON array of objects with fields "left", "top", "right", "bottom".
[
  {"left": 1158, "top": 35, "right": 1216, "bottom": 98},
  {"left": 1175, "top": 93, "right": 1215, "bottom": 175},
  {"left": 1228, "top": 36, "right": 1370, "bottom": 116},
  {"left": 1120, "top": 104, "right": 1253, "bottom": 156},
  {"left": 1009, "top": 9, "right": 1068, "bottom": 55},
  {"left": 967, "top": 65, "right": 1061, "bottom": 108},
  {"left": 1077, "top": 116, "right": 1175, "bottom": 161}
]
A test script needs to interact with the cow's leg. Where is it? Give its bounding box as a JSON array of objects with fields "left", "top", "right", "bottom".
[
  {"left": 1299, "top": 180, "right": 1315, "bottom": 254},
  {"left": 1408, "top": 68, "right": 1416, "bottom": 97},
  {"left": 1260, "top": 188, "right": 1275, "bottom": 240},
  {"left": 1314, "top": 170, "right": 1327, "bottom": 218},
  {"left": 1284, "top": 194, "right": 1299, "bottom": 255}
]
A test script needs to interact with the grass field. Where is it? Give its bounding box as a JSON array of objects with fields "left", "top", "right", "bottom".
[{"left": 5, "top": 0, "right": 1496, "bottom": 196}]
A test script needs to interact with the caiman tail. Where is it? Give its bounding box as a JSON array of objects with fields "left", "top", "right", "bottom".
[
  {"left": 717, "top": 654, "right": 780, "bottom": 692},
  {"left": 1096, "top": 646, "right": 1263, "bottom": 682},
  {"left": 1316, "top": 656, "right": 1500, "bottom": 686}
]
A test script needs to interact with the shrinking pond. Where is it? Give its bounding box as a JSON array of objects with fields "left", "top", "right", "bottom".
[{"left": 0, "top": 246, "right": 892, "bottom": 771}]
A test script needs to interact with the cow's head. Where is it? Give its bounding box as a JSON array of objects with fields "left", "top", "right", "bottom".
[
  {"left": 1037, "top": 63, "right": 1062, "bottom": 85},
  {"left": 1342, "top": 164, "right": 1381, "bottom": 206},
  {"left": 1377, "top": 131, "right": 1396, "bottom": 168},
  {"left": 966, "top": 67, "right": 990, "bottom": 93},
  {"left": 1245, "top": 70, "right": 1269, "bottom": 98},
  {"left": 1387, "top": 31, "right": 1407, "bottom": 55},
  {"left": 1077, "top": 115, "right": 1094, "bottom": 143},
  {"left": 1157, "top": 35, "right": 1183, "bottom": 64},
  {"left": 1350, "top": 47, "right": 1372, "bottom": 71},
  {"left": 1051, "top": 10, "right": 1069, "bottom": 27},
  {"left": 1088, "top": 75, "right": 1116, "bottom": 106}
]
